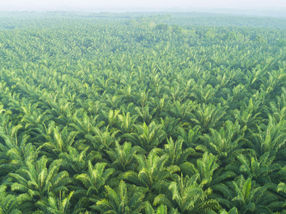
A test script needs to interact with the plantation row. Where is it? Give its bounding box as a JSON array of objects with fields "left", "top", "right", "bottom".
[{"left": 0, "top": 14, "right": 286, "bottom": 213}]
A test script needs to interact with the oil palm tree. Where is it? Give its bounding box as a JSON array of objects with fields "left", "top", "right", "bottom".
[
  {"left": 37, "top": 125, "right": 78, "bottom": 157},
  {"left": 249, "top": 116, "right": 286, "bottom": 158},
  {"left": 123, "top": 121, "right": 166, "bottom": 152},
  {"left": 92, "top": 180, "right": 146, "bottom": 213},
  {"left": 267, "top": 87, "right": 286, "bottom": 122},
  {"left": 59, "top": 146, "right": 89, "bottom": 174},
  {"left": 190, "top": 103, "right": 225, "bottom": 133},
  {"left": 75, "top": 161, "right": 115, "bottom": 209},
  {"left": 36, "top": 191, "right": 74, "bottom": 214},
  {"left": 122, "top": 149, "right": 179, "bottom": 200},
  {"left": 200, "top": 120, "right": 246, "bottom": 162},
  {"left": 232, "top": 98, "right": 263, "bottom": 135},
  {"left": 154, "top": 174, "right": 220, "bottom": 213},
  {"left": 8, "top": 156, "right": 71, "bottom": 212},
  {"left": 163, "top": 137, "right": 196, "bottom": 167},
  {"left": 117, "top": 111, "right": 137, "bottom": 134},
  {"left": 236, "top": 152, "right": 280, "bottom": 185},
  {"left": 231, "top": 176, "right": 278, "bottom": 214},
  {"left": 0, "top": 119, "right": 36, "bottom": 179},
  {"left": 106, "top": 141, "right": 142, "bottom": 171}
]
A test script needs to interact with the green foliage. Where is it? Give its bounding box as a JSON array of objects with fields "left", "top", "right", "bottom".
[
  {"left": 200, "top": 120, "right": 245, "bottom": 161},
  {"left": 122, "top": 149, "right": 179, "bottom": 192},
  {"left": 124, "top": 121, "right": 166, "bottom": 152},
  {"left": 36, "top": 191, "right": 74, "bottom": 214},
  {"left": 92, "top": 180, "right": 145, "bottom": 213},
  {"left": 154, "top": 174, "right": 220, "bottom": 213},
  {"left": 75, "top": 161, "right": 115, "bottom": 195},
  {"left": 231, "top": 176, "right": 277, "bottom": 214},
  {"left": 220, "top": 207, "right": 238, "bottom": 214},
  {"left": 190, "top": 103, "right": 225, "bottom": 133},
  {"left": 0, "top": 13, "right": 285, "bottom": 213},
  {"left": 145, "top": 203, "right": 171, "bottom": 214},
  {"left": 106, "top": 141, "right": 142, "bottom": 171},
  {"left": 278, "top": 182, "right": 286, "bottom": 193},
  {"left": 8, "top": 156, "right": 71, "bottom": 212},
  {"left": 163, "top": 137, "right": 195, "bottom": 166},
  {"left": 0, "top": 185, "right": 22, "bottom": 214}
]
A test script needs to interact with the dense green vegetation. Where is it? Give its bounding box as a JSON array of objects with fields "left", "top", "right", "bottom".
[{"left": 0, "top": 13, "right": 286, "bottom": 213}]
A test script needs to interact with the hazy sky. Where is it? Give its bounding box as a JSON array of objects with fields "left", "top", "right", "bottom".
[{"left": 1, "top": 0, "right": 286, "bottom": 11}]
